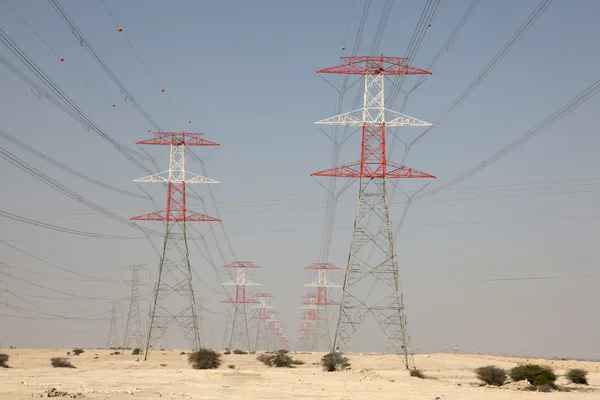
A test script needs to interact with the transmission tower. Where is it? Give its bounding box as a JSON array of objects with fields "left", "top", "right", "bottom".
[
  {"left": 251, "top": 292, "right": 276, "bottom": 351},
  {"left": 106, "top": 300, "right": 120, "bottom": 349},
  {"left": 311, "top": 56, "right": 435, "bottom": 369},
  {"left": 122, "top": 265, "right": 146, "bottom": 351},
  {"left": 131, "top": 131, "right": 220, "bottom": 359},
  {"left": 301, "top": 263, "right": 341, "bottom": 350},
  {"left": 221, "top": 261, "right": 260, "bottom": 351}
]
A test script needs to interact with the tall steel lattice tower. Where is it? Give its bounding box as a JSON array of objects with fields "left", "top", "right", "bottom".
[
  {"left": 312, "top": 56, "right": 436, "bottom": 369},
  {"left": 122, "top": 265, "right": 145, "bottom": 351},
  {"left": 221, "top": 261, "right": 260, "bottom": 351},
  {"left": 131, "top": 131, "right": 220, "bottom": 359},
  {"left": 106, "top": 299, "right": 120, "bottom": 349}
]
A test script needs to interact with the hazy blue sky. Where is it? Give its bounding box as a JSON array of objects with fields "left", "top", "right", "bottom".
[{"left": 1, "top": 0, "right": 599, "bottom": 359}]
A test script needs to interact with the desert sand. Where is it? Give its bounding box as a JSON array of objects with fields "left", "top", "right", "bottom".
[{"left": 0, "top": 349, "right": 598, "bottom": 399}]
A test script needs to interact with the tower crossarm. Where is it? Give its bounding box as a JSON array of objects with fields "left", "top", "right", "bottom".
[
  {"left": 137, "top": 131, "right": 220, "bottom": 147},
  {"left": 311, "top": 160, "right": 435, "bottom": 179},
  {"left": 315, "top": 109, "right": 432, "bottom": 127},
  {"left": 317, "top": 56, "right": 432, "bottom": 76}
]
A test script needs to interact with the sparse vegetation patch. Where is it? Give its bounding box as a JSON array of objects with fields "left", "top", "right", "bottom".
[
  {"left": 50, "top": 357, "right": 75, "bottom": 368},
  {"left": 566, "top": 368, "right": 588, "bottom": 385},
  {"left": 0, "top": 353, "right": 9, "bottom": 368},
  {"left": 188, "top": 348, "right": 222, "bottom": 370},
  {"left": 233, "top": 349, "right": 248, "bottom": 355},
  {"left": 410, "top": 369, "right": 427, "bottom": 379},
  {"left": 257, "top": 350, "right": 303, "bottom": 368},
  {"left": 321, "top": 351, "right": 351, "bottom": 372},
  {"left": 509, "top": 364, "right": 557, "bottom": 388},
  {"left": 132, "top": 348, "right": 141, "bottom": 355},
  {"left": 72, "top": 349, "right": 84, "bottom": 356},
  {"left": 475, "top": 365, "right": 507, "bottom": 386}
]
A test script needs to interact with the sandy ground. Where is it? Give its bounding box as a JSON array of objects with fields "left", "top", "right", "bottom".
[{"left": 0, "top": 349, "right": 599, "bottom": 399}]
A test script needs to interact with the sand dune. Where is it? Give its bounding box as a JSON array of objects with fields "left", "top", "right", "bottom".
[{"left": 0, "top": 349, "right": 598, "bottom": 399}]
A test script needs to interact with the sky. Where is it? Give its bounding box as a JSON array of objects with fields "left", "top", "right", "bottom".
[{"left": 1, "top": 0, "right": 599, "bottom": 360}]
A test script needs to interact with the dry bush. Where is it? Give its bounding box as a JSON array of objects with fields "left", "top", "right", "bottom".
[
  {"left": 475, "top": 365, "right": 507, "bottom": 386},
  {"left": 321, "top": 352, "right": 350, "bottom": 372},
  {"left": 187, "top": 348, "right": 222, "bottom": 370},
  {"left": 509, "top": 364, "right": 557, "bottom": 388},
  {"left": 0, "top": 353, "right": 9, "bottom": 368},
  {"left": 72, "top": 349, "right": 84, "bottom": 356},
  {"left": 132, "top": 348, "right": 141, "bottom": 355},
  {"left": 223, "top": 350, "right": 231, "bottom": 355},
  {"left": 565, "top": 369, "right": 588, "bottom": 385},
  {"left": 50, "top": 357, "right": 75, "bottom": 368},
  {"left": 233, "top": 349, "right": 248, "bottom": 355},
  {"left": 257, "top": 351, "right": 301, "bottom": 368},
  {"left": 228, "top": 364, "right": 236, "bottom": 369},
  {"left": 410, "top": 369, "right": 427, "bottom": 379}
]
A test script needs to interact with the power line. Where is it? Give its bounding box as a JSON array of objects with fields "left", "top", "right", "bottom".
[
  {"left": 0, "top": 241, "right": 119, "bottom": 282},
  {"left": 417, "top": 77, "right": 600, "bottom": 199},
  {"left": 47, "top": 0, "right": 162, "bottom": 131},
  {"left": 0, "top": 29, "right": 154, "bottom": 172},
  {"left": 0, "top": 0, "right": 149, "bottom": 130},
  {"left": 408, "top": 0, "right": 554, "bottom": 150},
  {"left": 99, "top": 0, "right": 196, "bottom": 130},
  {"left": 0, "top": 128, "right": 150, "bottom": 200},
  {"left": 0, "top": 143, "right": 164, "bottom": 236},
  {"left": 0, "top": 210, "right": 143, "bottom": 240}
]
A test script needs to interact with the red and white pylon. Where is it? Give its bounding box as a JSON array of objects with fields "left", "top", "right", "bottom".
[
  {"left": 311, "top": 56, "right": 435, "bottom": 369},
  {"left": 221, "top": 261, "right": 260, "bottom": 351},
  {"left": 131, "top": 131, "right": 220, "bottom": 359},
  {"left": 252, "top": 292, "right": 276, "bottom": 351}
]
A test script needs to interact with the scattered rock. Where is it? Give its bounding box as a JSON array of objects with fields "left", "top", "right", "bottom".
[{"left": 503, "top": 380, "right": 533, "bottom": 391}]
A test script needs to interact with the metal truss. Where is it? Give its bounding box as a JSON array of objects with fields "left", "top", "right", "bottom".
[
  {"left": 131, "top": 131, "right": 220, "bottom": 359},
  {"left": 312, "top": 56, "right": 436, "bottom": 369}
]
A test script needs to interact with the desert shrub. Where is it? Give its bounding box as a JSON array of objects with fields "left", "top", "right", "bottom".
[
  {"left": 475, "top": 365, "right": 507, "bottom": 386},
  {"left": 233, "top": 349, "right": 248, "bottom": 355},
  {"left": 113, "top": 351, "right": 121, "bottom": 355},
  {"left": 160, "top": 363, "right": 167, "bottom": 367},
  {"left": 0, "top": 353, "right": 9, "bottom": 368},
  {"left": 410, "top": 369, "right": 427, "bottom": 379},
  {"left": 223, "top": 350, "right": 231, "bottom": 355},
  {"left": 256, "top": 352, "right": 301, "bottom": 368},
  {"left": 565, "top": 368, "right": 588, "bottom": 385},
  {"left": 509, "top": 364, "right": 557, "bottom": 388},
  {"left": 228, "top": 364, "right": 235, "bottom": 369},
  {"left": 187, "top": 348, "right": 222, "bottom": 370},
  {"left": 66, "top": 352, "right": 71, "bottom": 356},
  {"left": 132, "top": 348, "right": 141, "bottom": 355},
  {"left": 277, "top": 349, "right": 289, "bottom": 354},
  {"left": 72, "top": 349, "right": 84, "bottom": 356},
  {"left": 257, "top": 353, "right": 272, "bottom": 365},
  {"left": 249, "top": 351, "right": 256, "bottom": 354},
  {"left": 180, "top": 351, "right": 186, "bottom": 355},
  {"left": 50, "top": 357, "right": 75, "bottom": 368},
  {"left": 321, "top": 351, "right": 350, "bottom": 372}
]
